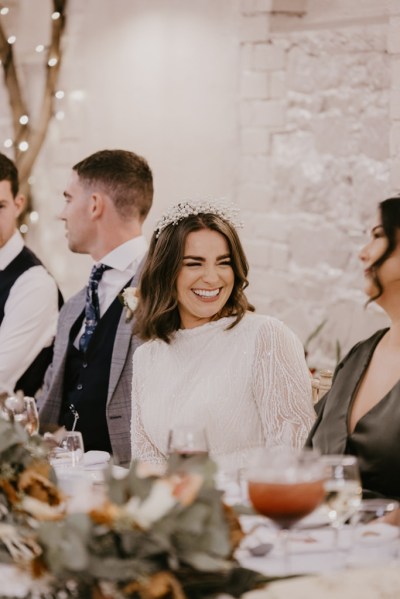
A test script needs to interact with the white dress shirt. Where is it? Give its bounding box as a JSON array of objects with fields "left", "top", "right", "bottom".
[
  {"left": 0, "top": 231, "right": 59, "bottom": 393},
  {"left": 76, "top": 235, "right": 147, "bottom": 344}
]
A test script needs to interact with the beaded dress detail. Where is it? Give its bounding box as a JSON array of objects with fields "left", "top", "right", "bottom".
[{"left": 130, "top": 313, "right": 315, "bottom": 471}]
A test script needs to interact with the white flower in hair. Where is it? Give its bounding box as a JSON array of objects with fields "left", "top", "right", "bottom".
[{"left": 154, "top": 199, "right": 243, "bottom": 238}]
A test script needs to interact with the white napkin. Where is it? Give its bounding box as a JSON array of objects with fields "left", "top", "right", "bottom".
[{"left": 83, "top": 450, "right": 110, "bottom": 469}]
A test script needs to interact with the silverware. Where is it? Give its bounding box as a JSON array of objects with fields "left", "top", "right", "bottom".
[{"left": 247, "top": 542, "right": 273, "bottom": 557}]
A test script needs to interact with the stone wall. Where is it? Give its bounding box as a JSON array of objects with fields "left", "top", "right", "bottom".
[{"left": 237, "top": 0, "right": 399, "bottom": 370}]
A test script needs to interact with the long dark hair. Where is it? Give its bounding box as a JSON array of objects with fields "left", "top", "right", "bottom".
[
  {"left": 368, "top": 196, "right": 400, "bottom": 302},
  {"left": 134, "top": 213, "right": 254, "bottom": 342}
]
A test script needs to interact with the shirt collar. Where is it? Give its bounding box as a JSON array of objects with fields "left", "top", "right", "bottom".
[
  {"left": 98, "top": 236, "right": 148, "bottom": 272},
  {"left": 0, "top": 230, "right": 24, "bottom": 270}
]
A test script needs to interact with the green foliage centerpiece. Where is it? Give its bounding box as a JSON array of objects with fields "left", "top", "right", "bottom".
[{"left": 0, "top": 415, "right": 261, "bottom": 599}]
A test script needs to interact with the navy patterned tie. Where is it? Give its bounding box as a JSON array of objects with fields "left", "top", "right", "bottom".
[{"left": 79, "top": 263, "right": 110, "bottom": 353}]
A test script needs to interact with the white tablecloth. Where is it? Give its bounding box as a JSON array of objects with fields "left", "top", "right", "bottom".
[
  {"left": 237, "top": 514, "right": 399, "bottom": 577},
  {"left": 243, "top": 566, "right": 400, "bottom": 599},
  {"left": 1, "top": 494, "right": 399, "bottom": 597}
]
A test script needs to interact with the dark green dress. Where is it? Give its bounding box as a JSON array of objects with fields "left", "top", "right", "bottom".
[{"left": 306, "top": 328, "right": 400, "bottom": 501}]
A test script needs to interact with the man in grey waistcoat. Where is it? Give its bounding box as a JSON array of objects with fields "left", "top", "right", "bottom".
[{"left": 38, "top": 149, "right": 153, "bottom": 466}]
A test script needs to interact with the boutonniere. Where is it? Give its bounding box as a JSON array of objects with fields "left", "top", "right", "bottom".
[{"left": 119, "top": 286, "right": 138, "bottom": 322}]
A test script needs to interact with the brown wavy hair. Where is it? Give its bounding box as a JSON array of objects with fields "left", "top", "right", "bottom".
[
  {"left": 368, "top": 196, "right": 400, "bottom": 303},
  {"left": 134, "top": 212, "right": 254, "bottom": 342}
]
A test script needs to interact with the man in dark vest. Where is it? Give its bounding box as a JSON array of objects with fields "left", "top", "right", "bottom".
[
  {"left": 0, "top": 153, "right": 60, "bottom": 396},
  {"left": 37, "top": 149, "right": 154, "bottom": 466}
]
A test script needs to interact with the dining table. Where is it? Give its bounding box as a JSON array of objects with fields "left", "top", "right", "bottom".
[{"left": 1, "top": 459, "right": 400, "bottom": 599}]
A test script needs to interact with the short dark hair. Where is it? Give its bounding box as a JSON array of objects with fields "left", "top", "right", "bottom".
[
  {"left": 134, "top": 212, "right": 254, "bottom": 342},
  {"left": 73, "top": 149, "right": 153, "bottom": 221},
  {"left": 0, "top": 153, "right": 18, "bottom": 197},
  {"left": 369, "top": 196, "right": 400, "bottom": 302}
]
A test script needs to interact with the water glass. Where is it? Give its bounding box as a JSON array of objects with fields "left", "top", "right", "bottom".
[
  {"left": 348, "top": 498, "right": 400, "bottom": 568},
  {"left": 322, "top": 455, "right": 362, "bottom": 523},
  {"left": 49, "top": 431, "right": 85, "bottom": 471},
  {"left": 0, "top": 393, "right": 39, "bottom": 435},
  {"left": 215, "top": 466, "right": 247, "bottom": 506},
  {"left": 167, "top": 426, "right": 208, "bottom": 457},
  {"left": 321, "top": 455, "right": 362, "bottom": 554}
]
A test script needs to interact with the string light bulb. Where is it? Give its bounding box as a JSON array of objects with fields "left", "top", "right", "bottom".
[
  {"left": 51, "top": 11, "right": 61, "bottom": 20},
  {"left": 3, "top": 138, "right": 13, "bottom": 148},
  {"left": 20, "top": 224, "right": 28, "bottom": 234},
  {"left": 35, "top": 44, "right": 45, "bottom": 53},
  {"left": 48, "top": 57, "right": 58, "bottom": 67},
  {"left": 29, "top": 211, "right": 39, "bottom": 223},
  {"left": 18, "top": 141, "right": 29, "bottom": 152},
  {"left": 19, "top": 115, "right": 29, "bottom": 125},
  {"left": 7, "top": 35, "right": 16, "bottom": 44},
  {"left": 55, "top": 89, "right": 64, "bottom": 99},
  {"left": 0, "top": 6, "right": 9, "bottom": 15}
]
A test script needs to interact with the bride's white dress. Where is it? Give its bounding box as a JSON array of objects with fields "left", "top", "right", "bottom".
[{"left": 130, "top": 313, "right": 315, "bottom": 471}]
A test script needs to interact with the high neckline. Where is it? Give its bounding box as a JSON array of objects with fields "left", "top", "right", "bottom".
[{"left": 174, "top": 316, "right": 235, "bottom": 338}]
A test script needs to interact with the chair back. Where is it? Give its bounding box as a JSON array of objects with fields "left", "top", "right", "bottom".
[{"left": 311, "top": 369, "right": 333, "bottom": 404}]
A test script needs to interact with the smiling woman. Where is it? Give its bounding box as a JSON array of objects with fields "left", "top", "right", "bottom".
[
  {"left": 176, "top": 228, "right": 235, "bottom": 329},
  {"left": 130, "top": 200, "right": 315, "bottom": 472}
]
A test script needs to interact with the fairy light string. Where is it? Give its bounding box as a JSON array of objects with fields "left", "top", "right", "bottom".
[{"left": 0, "top": 0, "right": 68, "bottom": 230}]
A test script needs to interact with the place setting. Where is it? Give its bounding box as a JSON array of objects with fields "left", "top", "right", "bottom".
[
  {"left": 235, "top": 448, "right": 400, "bottom": 578},
  {"left": 154, "top": 427, "right": 400, "bottom": 579}
]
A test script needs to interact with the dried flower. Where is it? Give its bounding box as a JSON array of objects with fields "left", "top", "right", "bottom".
[{"left": 18, "top": 468, "right": 63, "bottom": 507}]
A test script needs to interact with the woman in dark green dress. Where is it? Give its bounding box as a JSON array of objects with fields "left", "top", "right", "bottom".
[{"left": 307, "top": 196, "right": 400, "bottom": 501}]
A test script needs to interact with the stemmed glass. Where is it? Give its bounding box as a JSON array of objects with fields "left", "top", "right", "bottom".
[
  {"left": 349, "top": 498, "right": 400, "bottom": 567},
  {"left": 322, "top": 455, "right": 362, "bottom": 559},
  {"left": 246, "top": 447, "right": 325, "bottom": 575},
  {"left": 0, "top": 393, "right": 39, "bottom": 435},
  {"left": 167, "top": 426, "right": 208, "bottom": 458},
  {"left": 49, "top": 431, "right": 85, "bottom": 472}
]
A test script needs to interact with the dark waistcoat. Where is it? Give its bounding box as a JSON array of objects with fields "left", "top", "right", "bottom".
[
  {"left": 0, "top": 246, "right": 63, "bottom": 395},
  {"left": 59, "top": 296, "right": 123, "bottom": 453}
]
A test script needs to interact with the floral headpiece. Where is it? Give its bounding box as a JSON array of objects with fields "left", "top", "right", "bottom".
[{"left": 154, "top": 200, "right": 243, "bottom": 238}]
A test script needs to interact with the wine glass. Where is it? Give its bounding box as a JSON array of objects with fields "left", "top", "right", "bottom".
[
  {"left": 0, "top": 393, "right": 39, "bottom": 435},
  {"left": 348, "top": 498, "right": 400, "bottom": 568},
  {"left": 49, "top": 431, "right": 85, "bottom": 472},
  {"left": 167, "top": 425, "right": 208, "bottom": 457},
  {"left": 246, "top": 447, "right": 325, "bottom": 575},
  {"left": 322, "top": 454, "right": 362, "bottom": 560}
]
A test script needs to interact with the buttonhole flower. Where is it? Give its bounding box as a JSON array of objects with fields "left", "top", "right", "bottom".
[{"left": 119, "top": 286, "right": 138, "bottom": 322}]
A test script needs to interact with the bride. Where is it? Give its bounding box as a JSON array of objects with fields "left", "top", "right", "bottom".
[{"left": 130, "top": 200, "right": 315, "bottom": 470}]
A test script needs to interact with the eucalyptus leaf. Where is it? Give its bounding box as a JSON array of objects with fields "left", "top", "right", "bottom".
[
  {"left": 88, "top": 555, "right": 158, "bottom": 581},
  {"left": 175, "top": 503, "right": 209, "bottom": 535},
  {"left": 118, "top": 529, "right": 170, "bottom": 558},
  {"left": 167, "top": 453, "right": 217, "bottom": 486},
  {"left": 0, "top": 421, "right": 28, "bottom": 455},
  {"left": 37, "top": 514, "right": 92, "bottom": 575},
  {"left": 106, "top": 462, "right": 154, "bottom": 505},
  {"left": 181, "top": 550, "right": 233, "bottom": 572}
]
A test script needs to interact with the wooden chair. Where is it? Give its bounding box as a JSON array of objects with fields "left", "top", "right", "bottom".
[{"left": 311, "top": 369, "right": 333, "bottom": 404}]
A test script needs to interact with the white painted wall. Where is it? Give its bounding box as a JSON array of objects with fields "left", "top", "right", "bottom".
[{"left": 14, "top": 0, "right": 241, "bottom": 295}]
